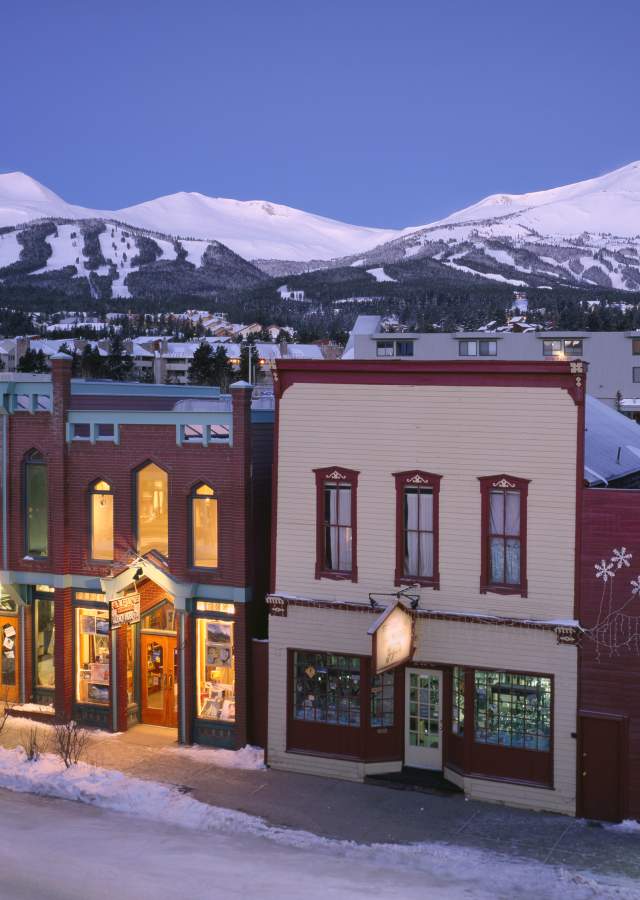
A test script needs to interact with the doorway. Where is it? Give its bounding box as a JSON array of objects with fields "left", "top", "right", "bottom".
[
  {"left": 579, "top": 713, "right": 626, "bottom": 822},
  {"left": 141, "top": 634, "right": 178, "bottom": 728},
  {"left": 405, "top": 668, "right": 443, "bottom": 769},
  {"left": 0, "top": 616, "right": 19, "bottom": 704}
]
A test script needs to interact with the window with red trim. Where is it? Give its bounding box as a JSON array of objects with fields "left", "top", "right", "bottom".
[
  {"left": 394, "top": 471, "right": 441, "bottom": 588},
  {"left": 479, "top": 475, "right": 529, "bottom": 595},
  {"left": 314, "top": 466, "right": 358, "bottom": 581}
]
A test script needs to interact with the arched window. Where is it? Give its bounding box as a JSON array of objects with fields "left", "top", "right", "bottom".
[
  {"left": 25, "top": 450, "right": 48, "bottom": 557},
  {"left": 137, "top": 463, "right": 168, "bottom": 557},
  {"left": 191, "top": 483, "right": 218, "bottom": 568},
  {"left": 90, "top": 480, "right": 114, "bottom": 561}
]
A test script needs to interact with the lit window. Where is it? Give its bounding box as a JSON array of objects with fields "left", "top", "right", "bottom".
[
  {"left": 25, "top": 450, "right": 48, "bottom": 558},
  {"left": 191, "top": 484, "right": 218, "bottom": 568},
  {"left": 196, "top": 618, "right": 235, "bottom": 721},
  {"left": 34, "top": 594, "right": 55, "bottom": 689},
  {"left": 195, "top": 601, "right": 234, "bottom": 614},
  {"left": 90, "top": 480, "right": 114, "bottom": 561},
  {"left": 542, "top": 339, "right": 564, "bottom": 357},
  {"left": 136, "top": 463, "right": 168, "bottom": 557},
  {"left": 75, "top": 607, "right": 110, "bottom": 705},
  {"left": 474, "top": 670, "right": 551, "bottom": 751}
]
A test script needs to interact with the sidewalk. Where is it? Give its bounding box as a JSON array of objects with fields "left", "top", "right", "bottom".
[{"left": 2, "top": 719, "right": 639, "bottom": 883}]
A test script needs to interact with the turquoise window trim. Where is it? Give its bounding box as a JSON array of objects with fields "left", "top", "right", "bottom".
[{"left": 70, "top": 381, "right": 223, "bottom": 399}]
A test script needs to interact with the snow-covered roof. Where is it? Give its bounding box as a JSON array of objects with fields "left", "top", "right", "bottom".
[
  {"left": 342, "top": 315, "right": 382, "bottom": 359},
  {"left": 584, "top": 395, "right": 640, "bottom": 485}
]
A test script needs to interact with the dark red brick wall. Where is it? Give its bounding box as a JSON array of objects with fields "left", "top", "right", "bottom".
[
  {"left": 54, "top": 587, "right": 73, "bottom": 720},
  {"left": 581, "top": 488, "right": 640, "bottom": 817}
]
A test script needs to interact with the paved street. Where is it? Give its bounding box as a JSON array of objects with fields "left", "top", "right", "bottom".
[{"left": 1, "top": 719, "right": 639, "bottom": 895}]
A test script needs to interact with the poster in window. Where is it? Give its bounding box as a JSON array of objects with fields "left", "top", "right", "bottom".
[
  {"left": 95, "top": 617, "right": 109, "bottom": 636},
  {"left": 80, "top": 615, "right": 96, "bottom": 635}
]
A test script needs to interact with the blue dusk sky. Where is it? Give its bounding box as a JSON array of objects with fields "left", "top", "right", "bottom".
[{"left": 2, "top": 0, "right": 639, "bottom": 227}]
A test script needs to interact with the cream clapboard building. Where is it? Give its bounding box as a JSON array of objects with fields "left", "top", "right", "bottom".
[{"left": 267, "top": 359, "right": 585, "bottom": 815}]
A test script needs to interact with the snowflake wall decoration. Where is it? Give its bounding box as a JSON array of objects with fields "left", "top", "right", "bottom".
[
  {"left": 611, "top": 547, "right": 632, "bottom": 569},
  {"left": 587, "top": 547, "right": 640, "bottom": 659},
  {"left": 594, "top": 559, "right": 615, "bottom": 582}
]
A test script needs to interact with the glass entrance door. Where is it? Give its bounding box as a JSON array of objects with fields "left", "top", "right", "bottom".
[
  {"left": 405, "top": 668, "right": 443, "bottom": 769},
  {"left": 141, "top": 634, "right": 177, "bottom": 727}
]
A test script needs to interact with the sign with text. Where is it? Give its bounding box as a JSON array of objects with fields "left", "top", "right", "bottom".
[
  {"left": 368, "top": 600, "right": 414, "bottom": 675},
  {"left": 111, "top": 592, "right": 140, "bottom": 628}
]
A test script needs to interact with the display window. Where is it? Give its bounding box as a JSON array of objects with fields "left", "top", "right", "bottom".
[
  {"left": 75, "top": 607, "right": 110, "bottom": 705},
  {"left": 370, "top": 671, "right": 394, "bottom": 727},
  {"left": 90, "top": 480, "right": 114, "bottom": 561},
  {"left": 196, "top": 617, "right": 235, "bottom": 721},
  {"left": 126, "top": 624, "right": 136, "bottom": 706},
  {"left": 474, "top": 670, "right": 551, "bottom": 752},
  {"left": 136, "top": 463, "right": 168, "bottom": 557},
  {"left": 293, "top": 651, "right": 361, "bottom": 726}
]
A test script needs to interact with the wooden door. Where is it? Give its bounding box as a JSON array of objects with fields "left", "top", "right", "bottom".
[
  {"left": 141, "top": 635, "right": 178, "bottom": 728},
  {"left": 579, "top": 714, "right": 626, "bottom": 822},
  {"left": 405, "top": 669, "right": 443, "bottom": 769},
  {"left": 0, "top": 617, "right": 19, "bottom": 704}
]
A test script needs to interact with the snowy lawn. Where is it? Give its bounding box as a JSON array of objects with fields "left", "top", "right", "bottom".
[{"left": 0, "top": 746, "right": 637, "bottom": 898}]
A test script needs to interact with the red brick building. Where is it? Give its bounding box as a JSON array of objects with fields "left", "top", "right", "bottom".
[{"left": 0, "top": 354, "right": 273, "bottom": 747}]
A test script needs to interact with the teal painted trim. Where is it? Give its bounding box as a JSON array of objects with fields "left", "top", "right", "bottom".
[
  {"left": 0, "top": 570, "right": 105, "bottom": 591},
  {"left": 251, "top": 410, "right": 275, "bottom": 424},
  {"left": 189, "top": 584, "right": 251, "bottom": 603},
  {"left": 71, "top": 381, "right": 222, "bottom": 399},
  {"left": 67, "top": 410, "right": 233, "bottom": 427}
]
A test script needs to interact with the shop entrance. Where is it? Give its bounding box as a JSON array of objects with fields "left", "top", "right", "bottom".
[
  {"left": 405, "top": 668, "right": 443, "bottom": 769},
  {"left": 0, "top": 615, "right": 19, "bottom": 704},
  {"left": 140, "top": 598, "right": 178, "bottom": 729}
]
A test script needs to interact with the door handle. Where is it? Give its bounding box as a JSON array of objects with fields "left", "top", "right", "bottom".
[{"left": 582, "top": 771, "right": 587, "bottom": 777}]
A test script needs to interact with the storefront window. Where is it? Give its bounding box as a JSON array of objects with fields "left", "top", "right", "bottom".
[
  {"left": 370, "top": 671, "right": 394, "bottom": 727},
  {"left": 191, "top": 484, "right": 218, "bottom": 568},
  {"left": 126, "top": 624, "right": 136, "bottom": 706},
  {"left": 75, "top": 607, "right": 110, "bottom": 705},
  {"left": 142, "top": 602, "right": 175, "bottom": 632},
  {"left": 293, "top": 651, "right": 361, "bottom": 726},
  {"left": 452, "top": 666, "right": 465, "bottom": 735},
  {"left": 0, "top": 591, "right": 17, "bottom": 612},
  {"left": 35, "top": 595, "right": 55, "bottom": 688},
  {"left": 195, "top": 601, "right": 234, "bottom": 614},
  {"left": 90, "top": 480, "right": 114, "bottom": 560},
  {"left": 1, "top": 622, "right": 16, "bottom": 687},
  {"left": 474, "top": 670, "right": 551, "bottom": 751},
  {"left": 196, "top": 618, "right": 235, "bottom": 721},
  {"left": 25, "top": 450, "right": 48, "bottom": 557},
  {"left": 137, "top": 463, "right": 168, "bottom": 557}
]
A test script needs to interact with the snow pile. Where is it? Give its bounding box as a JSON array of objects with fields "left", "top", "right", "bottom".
[
  {"left": 10, "top": 703, "right": 54, "bottom": 714},
  {"left": 165, "top": 743, "right": 265, "bottom": 769},
  {"left": 605, "top": 819, "right": 640, "bottom": 834},
  {"left": 0, "top": 747, "right": 636, "bottom": 898}
]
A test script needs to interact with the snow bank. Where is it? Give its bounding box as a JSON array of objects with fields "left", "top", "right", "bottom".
[
  {"left": 0, "top": 747, "right": 636, "bottom": 898},
  {"left": 165, "top": 743, "right": 265, "bottom": 769},
  {"left": 605, "top": 819, "right": 640, "bottom": 834}
]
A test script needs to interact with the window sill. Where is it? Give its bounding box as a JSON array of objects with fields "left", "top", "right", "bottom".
[
  {"left": 396, "top": 576, "right": 439, "bottom": 590},
  {"left": 315, "top": 570, "right": 357, "bottom": 583},
  {"left": 480, "top": 583, "right": 527, "bottom": 597}
]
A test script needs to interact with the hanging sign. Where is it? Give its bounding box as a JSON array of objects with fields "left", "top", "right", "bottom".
[
  {"left": 368, "top": 600, "right": 414, "bottom": 675},
  {"left": 111, "top": 592, "right": 140, "bottom": 628}
]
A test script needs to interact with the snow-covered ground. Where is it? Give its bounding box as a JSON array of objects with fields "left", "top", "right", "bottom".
[
  {"left": 367, "top": 266, "right": 397, "bottom": 282},
  {"left": 0, "top": 746, "right": 636, "bottom": 899}
]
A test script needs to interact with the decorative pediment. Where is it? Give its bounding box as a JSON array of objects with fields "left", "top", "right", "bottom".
[
  {"left": 325, "top": 470, "right": 347, "bottom": 481},
  {"left": 492, "top": 478, "right": 517, "bottom": 489}
]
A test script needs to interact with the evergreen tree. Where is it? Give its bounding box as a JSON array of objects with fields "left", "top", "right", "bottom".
[
  {"left": 58, "top": 342, "right": 80, "bottom": 376},
  {"left": 79, "top": 344, "right": 104, "bottom": 379},
  {"left": 239, "top": 340, "right": 260, "bottom": 383},
  {"left": 212, "top": 345, "right": 234, "bottom": 391},
  {"left": 17, "top": 348, "right": 48, "bottom": 373},
  {"left": 105, "top": 334, "right": 134, "bottom": 381},
  {"left": 188, "top": 341, "right": 216, "bottom": 385}
]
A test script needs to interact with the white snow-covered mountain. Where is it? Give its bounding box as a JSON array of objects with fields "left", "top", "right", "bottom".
[
  {"left": 345, "top": 161, "right": 640, "bottom": 291},
  {"left": 2, "top": 161, "right": 640, "bottom": 294},
  {"left": 0, "top": 172, "right": 398, "bottom": 262}
]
